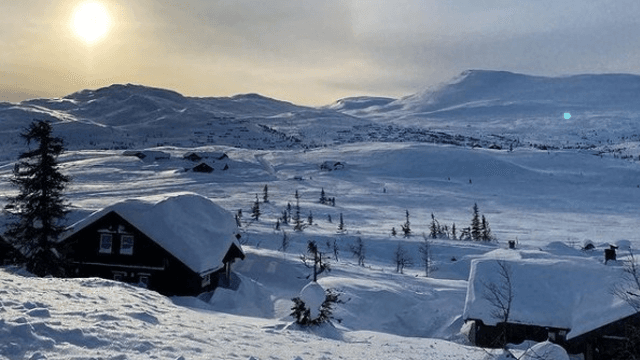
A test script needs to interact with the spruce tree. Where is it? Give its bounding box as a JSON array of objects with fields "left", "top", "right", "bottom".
[
  {"left": 251, "top": 194, "right": 261, "bottom": 221},
  {"left": 293, "top": 190, "right": 304, "bottom": 231},
  {"left": 471, "top": 203, "right": 481, "bottom": 241},
  {"left": 320, "top": 188, "right": 327, "bottom": 204},
  {"left": 263, "top": 184, "right": 269, "bottom": 203},
  {"left": 401, "top": 210, "right": 411, "bottom": 237},
  {"left": 337, "top": 213, "right": 345, "bottom": 232},
  {"left": 481, "top": 215, "right": 494, "bottom": 242},
  {"left": 429, "top": 213, "right": 438, "bottom": 239},
  {"left": 451, "top": 223, "right": 457, "bottom": 240},
  {"left": 5, "top": 120, "right": 70, "bottom": 276}
]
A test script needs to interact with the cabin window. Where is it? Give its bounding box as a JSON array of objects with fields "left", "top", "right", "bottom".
[
  {"left": 99, "top": 234, "right": 113, "bottom": 254},
  {"left": 112, "top": 271, "right": 126, "bottom": 281},
  {"left": 138, "top": 274, "right": 150, "bottom": 288},
  {"left": 202, "top": 273, "right": 211, "bottom": 287},
  {"left": 120, "top": 235, "right": 134, "bottom": 255}
]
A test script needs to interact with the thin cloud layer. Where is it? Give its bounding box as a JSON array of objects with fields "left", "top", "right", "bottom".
[{"left": 1, "top": 0, "right": 638, "bottom": 105}]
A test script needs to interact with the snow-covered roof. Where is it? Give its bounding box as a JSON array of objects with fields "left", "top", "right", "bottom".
[
  {"left": 61, "top": 193, "right": 243, "bottom": 275},
  {"left": 463, "top": 256, "right": 636, "bottom": 340}
]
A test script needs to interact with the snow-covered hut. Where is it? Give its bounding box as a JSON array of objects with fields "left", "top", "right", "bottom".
[
  {"left": 183, "top": 151, "right": 228, "bottom": 162},
  {"left": 122, "top": 150, "right": 170, "bottom": 161},
  {"left": 463, "top": 257, "right": 639, "bottom": 359},
  {"left": 57, "top": 193, "right": 245, "bottom": 296},
  {"left": 192, "top": 163, "right": 214, "bottom": 173}
]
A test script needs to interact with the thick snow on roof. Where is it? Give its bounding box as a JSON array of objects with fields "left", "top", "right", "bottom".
[
  {"left": 463, "top": 256, "right": 636, "bottom": 340},
  {"left": 62, "top": 193, "right": 242, "bottom": 275}
]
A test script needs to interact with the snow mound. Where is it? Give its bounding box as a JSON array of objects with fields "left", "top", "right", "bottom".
[
  {"left": 208, "top": 273, "right": 274, "bottom": 318},
  {"left": 521, "top": 341, "right": 569, "bottom": 360},
  {"left": 299, "top": 282, "right": 326, "bottom": 319}
]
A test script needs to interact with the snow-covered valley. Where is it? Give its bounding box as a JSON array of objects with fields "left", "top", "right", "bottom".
[{"left": 1, "top": 70, "right": 640, "bottom": 359}]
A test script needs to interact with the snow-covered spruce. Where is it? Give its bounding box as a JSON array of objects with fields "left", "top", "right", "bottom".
[{"left": 290, "top": 282, "right": 340, "bottom": 326}]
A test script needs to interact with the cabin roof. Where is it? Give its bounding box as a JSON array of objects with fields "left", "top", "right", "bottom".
[
  {"left": 463, "top": 255, "right": 636, "bottom": 340},
  {"left": 61, "top": 193, "right": 243, "bottom": 275}
]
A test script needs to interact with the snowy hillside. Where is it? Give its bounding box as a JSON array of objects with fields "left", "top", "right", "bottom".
[
  {"left": 336, "top": 70, "right": 640, "bottom": 157},
  {"left": 1, "top": 71, "right": 639, "bottom": 358}
]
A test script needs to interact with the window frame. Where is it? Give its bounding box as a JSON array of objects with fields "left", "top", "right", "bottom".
[
  {"left": 120, "top": 234, "right": 134, "bottom": 255},
  {"left": 99, "top": 233, "right": 113, "bottom": 254}
]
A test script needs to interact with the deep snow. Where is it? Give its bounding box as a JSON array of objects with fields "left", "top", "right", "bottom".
[{"left": 1, "top": 72, "right": 639, "bottom": 358}]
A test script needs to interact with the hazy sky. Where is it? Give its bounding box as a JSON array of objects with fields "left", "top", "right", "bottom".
[{"left": 2, "top": 0, "right": 639, "bottom": 105}]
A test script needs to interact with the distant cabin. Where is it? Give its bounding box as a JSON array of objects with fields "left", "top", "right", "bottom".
[
  {"left": 192, "top": 163, "right": 214, "bottom": 173},
  {"left": 57, "top": 193, "right": 245, "bottom": 296},
  {"left": 183, "top": 151, "right": 228, "bottom": 162},
  {"left": 320, "top": 161, "right": 345, "bottom": 172},
  {"left": 122, "top": 150, "right": 171, "bottom": 161},
  {"left": 463, "top": 257, "right": 638, "bottom": 360},
  {"left": 183, "top": 152, "right": 203, "bottom": 162},
  {"left": 0, "top": 236, "right": 25, "bottom": 266}
]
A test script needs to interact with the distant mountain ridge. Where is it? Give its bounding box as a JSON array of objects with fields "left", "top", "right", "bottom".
[
  {"left": 1, "top": 70, "right": 640, "bottom": 161},
  {"left": 341, "top": 70, "right": 640, "bottom": 118}
]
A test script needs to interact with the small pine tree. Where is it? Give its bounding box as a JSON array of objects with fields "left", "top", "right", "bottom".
[
  {"left": 394, "top": 243, "right": 413, "bottom": 274},
  {"left": 401, "top": 210, "right": 411, "bottom": 237},
  {"left": 333, "top": 239, "right": 339, "bottom": 262},
  {"left": 451, "top": 223, "right": 457, "bottom": 240},
  {"left": 301, "top": 240, "right": 330, "bottom": 282},
  {"left": 263, "top": 184, "right": 269, "bottom": 203},
  {"left": 481, "top": 215, "right": 494, "bottom": 242},
  {"left": 290, "top": 288, "right": 341, "bottom": 326},
  {"left": 308, "top": 211, "right": 313, "bottom": 226},
  {"left": 391, "top": 227, "right": 397, "bottom": 237},
  {"left": 251, "top": 194, "right": 261, "bottom": 221},
  {"left": 429, "top": 213, "right": 438, "bottom": 239},
  {"left": 350, "top": 237, "right": 366, "bottom": 266},
  {"left": 293, "top": 190, "right": 304, "bottom": 231},
  {"left": 280, "top": 231, "right": 289, "bottom": 253},
  {"left": 337, "top": 213, "right": 345, "bottom": 232},
  {"left": 4, "top": 120, "right": 70, "bottom": 277},
  {"left": 419, "top": 234, "right": 433, "bottom": 277},
  {"left": 471, "top": 203, "right": 481, "bottom": 241},
  {"left": 320, "top": 188, "right": 327, "bottom": 204}
]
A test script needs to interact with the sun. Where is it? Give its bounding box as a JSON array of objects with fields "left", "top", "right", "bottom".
[{"left": 72, "top": 2, "right": 111, "bottom": 44}]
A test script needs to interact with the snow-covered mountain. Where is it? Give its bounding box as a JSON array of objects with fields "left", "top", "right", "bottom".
[
  {"left": 3, "top": 70, "right": 640, "bottom": 163},
  {"left": 333, "top": 70, "right": 640, "bottom": 155}
]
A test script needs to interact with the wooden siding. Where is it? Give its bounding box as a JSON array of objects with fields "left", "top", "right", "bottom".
[{"left": 57, "top": 211, "right": 224, "bottom": 296}]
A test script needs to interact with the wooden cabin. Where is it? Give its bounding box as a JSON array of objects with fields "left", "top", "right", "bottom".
[
  {"left": 58, "top": 193, "right": 244, "bottom": 296},
  {"left": 192, "top": 163, "right": 214, "bottom": 173},
  {"left": 0, "top": 236, "right": 25, "bottom": 266},
  {"left": 463, "top": 257, "right": 638, "bottom": 360}
]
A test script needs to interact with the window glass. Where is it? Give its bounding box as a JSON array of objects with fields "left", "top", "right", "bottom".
[
  {"left": 120, "top": 235, "right": 134, "bottom": 255},
  {"left": 202, "top": 274, "right": 211, "bottom": 287},
  {"left": 99, "top": 234, "right": 112, "bottom": 253}
]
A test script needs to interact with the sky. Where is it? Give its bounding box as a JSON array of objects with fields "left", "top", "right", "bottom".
[{"left": 1, "top": 0, "right": 639, "bottom": 106}]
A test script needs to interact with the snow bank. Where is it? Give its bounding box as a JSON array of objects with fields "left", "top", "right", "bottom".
[
  {"left": 521, "top": 341, "right": 569, "bottom": 360},
  {"left": 208, "top": 273, "right": 274, "bottom": 318},
  {"left": 0, "top": 268, "right": 483, "bottom": 359}
]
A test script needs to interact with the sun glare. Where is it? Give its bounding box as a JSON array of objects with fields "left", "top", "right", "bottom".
[{"left": 72, "top": 2, "right": 110, "bottom": 44}]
